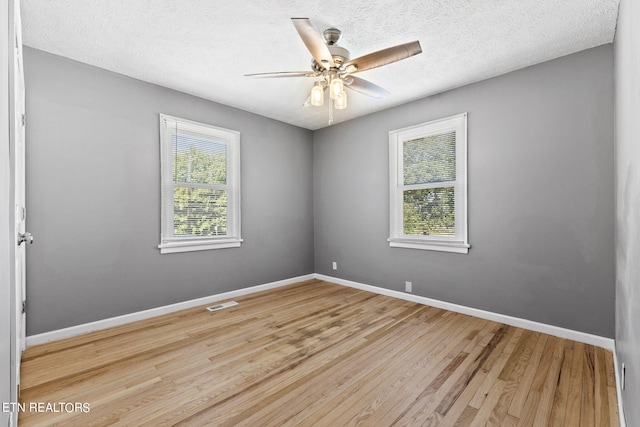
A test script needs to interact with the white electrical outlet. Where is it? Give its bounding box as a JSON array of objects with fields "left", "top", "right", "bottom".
[
  {"left": 332, "top": 261, "right": 337, "bottom": 270},
  {"left": 405, "top": 281, "right": 412, "bottom": 293}
]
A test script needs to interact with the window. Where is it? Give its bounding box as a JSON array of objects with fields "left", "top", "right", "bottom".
[
  {"left": 158, "top": 114, "right": 241, "bottom": 254},
  {"left": 389, "top": 113, "right": 469, "bottom": 253}
]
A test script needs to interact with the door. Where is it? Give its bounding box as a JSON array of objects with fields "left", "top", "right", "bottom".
[
  {"left": 10, "top": 0, "right": 27, "bottom": 409},
  {"left": 1, "top": 4, "right": 13, "bottom": 427}
]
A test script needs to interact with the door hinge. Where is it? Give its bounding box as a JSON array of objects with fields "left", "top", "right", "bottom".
[
  {"left": 22, "top": 300, "right": 26, "bottom": 314},
  {"left": 21, "top": 114, "right": 25, "bottom": 127}
]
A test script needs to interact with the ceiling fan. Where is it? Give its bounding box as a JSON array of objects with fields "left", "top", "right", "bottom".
[{"left": 245, "top": 18, "right": 422, "bottom": 123}]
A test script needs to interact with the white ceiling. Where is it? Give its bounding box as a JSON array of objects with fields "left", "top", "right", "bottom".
[{"left": 21, "top": 0, "right": 619, "bottom": 130}]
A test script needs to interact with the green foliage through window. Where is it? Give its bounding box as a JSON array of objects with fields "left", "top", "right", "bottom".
[
  {"left": 403, "top": 187, "right": 455, "bottom": 236},
  {"left": 403, "top": 131, "right": 456, "bottom": 185},
  {"left": 402, "top": 131, "right": 456, "bottom": 237},
  {"left": 172, "top": 132, "right": 226, "bottom": 185},
  {"left": 172, "top": 131, "right": 228, "bottom": 237},
  {"left": 173, "top": 187, "right": 227, "bottom": 236}
]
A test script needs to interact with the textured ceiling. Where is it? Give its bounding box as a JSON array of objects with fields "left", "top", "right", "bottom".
[{"left": 21, "top": 0, "right": 619, "bottom": 130}]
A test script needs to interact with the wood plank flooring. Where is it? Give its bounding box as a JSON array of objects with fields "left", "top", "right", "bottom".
[{"left": 18, "top": 280, "right": 619, "bottom": 426}]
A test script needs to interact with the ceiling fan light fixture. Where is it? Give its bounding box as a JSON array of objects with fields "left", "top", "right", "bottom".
[
  {"left": 329, "top": 77, "right": 343, "bottom": 100},
  {"left": 311, "top": 81, "right": 324, "bottom": 106},
  {"left": 334, "top": 90, "right": 347, "bottom": 110},
  {"left": 246, "top": 18, "right": 422, "bottom": 125}
]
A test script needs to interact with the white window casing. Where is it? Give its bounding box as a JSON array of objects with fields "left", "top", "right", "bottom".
[
  {"left": 389, "top": 113, "right": 469, "bottom": 254},
  {"left": 158, "top": 114, "right": 241, "bottom": 254}
]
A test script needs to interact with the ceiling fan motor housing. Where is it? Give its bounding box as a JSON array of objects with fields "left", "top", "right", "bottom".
[
  {"left": 328, "top": 45, "right": 350, "bottom": 67},
  {"left": 322, "top": 28, "right": 342, "bottom": 45},
  {"left": 312, "top": 29, "right": 350, "bottom": 73}
]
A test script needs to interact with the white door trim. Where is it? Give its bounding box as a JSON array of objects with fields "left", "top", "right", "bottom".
[
  {"left": 1, "top": 1, "right": 19, "bottom": 425},
  {"left": 6, "top": 0, "right": 24, "bottom": 425}
]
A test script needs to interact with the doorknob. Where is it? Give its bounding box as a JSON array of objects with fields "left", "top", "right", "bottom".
[{"left": 18, "top": 232, "right": 33, "bottom": 245}]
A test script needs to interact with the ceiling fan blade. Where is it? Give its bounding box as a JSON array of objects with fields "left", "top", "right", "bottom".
[
  {"left": 344, "top": 76, "right": 390, "bottom": 98},
  {"left": 291, "top": 18, "right": 335, "bottom": 69},
  {"left": 245, "top": 71, "right": 316, "bottom": 78},
  {"left": 344, "top": 41, "right": 422, "bottom": 73}
]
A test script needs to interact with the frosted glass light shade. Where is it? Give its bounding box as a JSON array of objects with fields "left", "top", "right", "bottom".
[
  {"left": 329, "top": 77, "right": 343, "bottom": 100},
  {"left": 311, "top": 82, "right": 324, "bottom": 106},
  {"left": 334, "top": 90, "right": 347, "bottom": 110}
]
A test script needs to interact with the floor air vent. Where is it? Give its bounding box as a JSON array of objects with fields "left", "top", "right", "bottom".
[{"left": 206, "top": 301, "right": 238, "bottom": 312}]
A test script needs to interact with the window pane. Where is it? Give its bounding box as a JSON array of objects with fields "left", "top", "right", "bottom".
[
  {"left": 403, "top": 131, "right": 455, "bottom": 185},
  {"left": 172, "top": 130, "right": 226, "bottom": 185},
  {"left": 403, "top": 187, "right": 455, "bottom": 236},
  {"left": 173, "top": 187, "right": 227, "bottom": 237}
]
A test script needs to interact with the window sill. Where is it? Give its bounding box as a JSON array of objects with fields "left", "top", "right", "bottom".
[
  {"left": 388, "top": 238, "right": 470, "bottom": 254},
  {"left": 158, "top": 238, "right": 243, "bottom": 254}
]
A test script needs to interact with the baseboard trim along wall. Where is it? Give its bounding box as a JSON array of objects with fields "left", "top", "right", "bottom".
[
  {"left": 25, "top": 274, "right": 316, "bottom": 347},
  {"left": 27, "top": 273, "right": 615, "bottom": 351},
  {"left": 314, "top": 274, "right": 616, "bottom": 351}
]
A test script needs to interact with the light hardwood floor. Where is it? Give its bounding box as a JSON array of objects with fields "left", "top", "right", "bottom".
[{"left": 19, "top": 280, "right": 619, "bottom": 426}]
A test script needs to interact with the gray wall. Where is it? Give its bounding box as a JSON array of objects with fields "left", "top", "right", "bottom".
[
  {"left": 24, "top": 44, "right": 616, "bottom": 342},
  {"left": 615, "top": 0, "right": 640, "bottom": 424},
  {"left": 24, "top": 47, "right": 314, "bottom": 335},
  {"left": 314, "top": 45, "right": 615, "bottom": 338}
]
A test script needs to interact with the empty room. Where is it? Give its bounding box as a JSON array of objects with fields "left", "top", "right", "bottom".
[{"left": 1, "top": 0, "right": 638, "bottom": 425}]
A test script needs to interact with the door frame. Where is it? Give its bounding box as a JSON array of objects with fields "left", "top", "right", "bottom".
[
  {"left": 2, "top": 0, "right": 24, "bottom": 425},
  {"left": 1, "top": 2, "right": 14, "bottom": 426},
  {"left": 10, "top": 0, "right": 25, "bottom": 358}
]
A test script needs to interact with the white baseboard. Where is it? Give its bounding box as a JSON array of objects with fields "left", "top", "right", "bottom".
[
  {"left": 25, "top": 274, "right": 316, "bottom": 347},
  {"left": 613, "top": 347, "right": 627, "bottom": 427},
  {"left": 26, "top": 272, "right": 616, "bottom": 352},
  {"left": 315, "top": 274, "right": 615, "bottom": 351}
]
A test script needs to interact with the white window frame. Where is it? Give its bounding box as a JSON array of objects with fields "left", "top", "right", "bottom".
[
  {"left": 388, "top": 113, "right": 469, "bottom": 254},
  {"left": 158, "top": 114, "right": 241, "bottom": 254}
]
